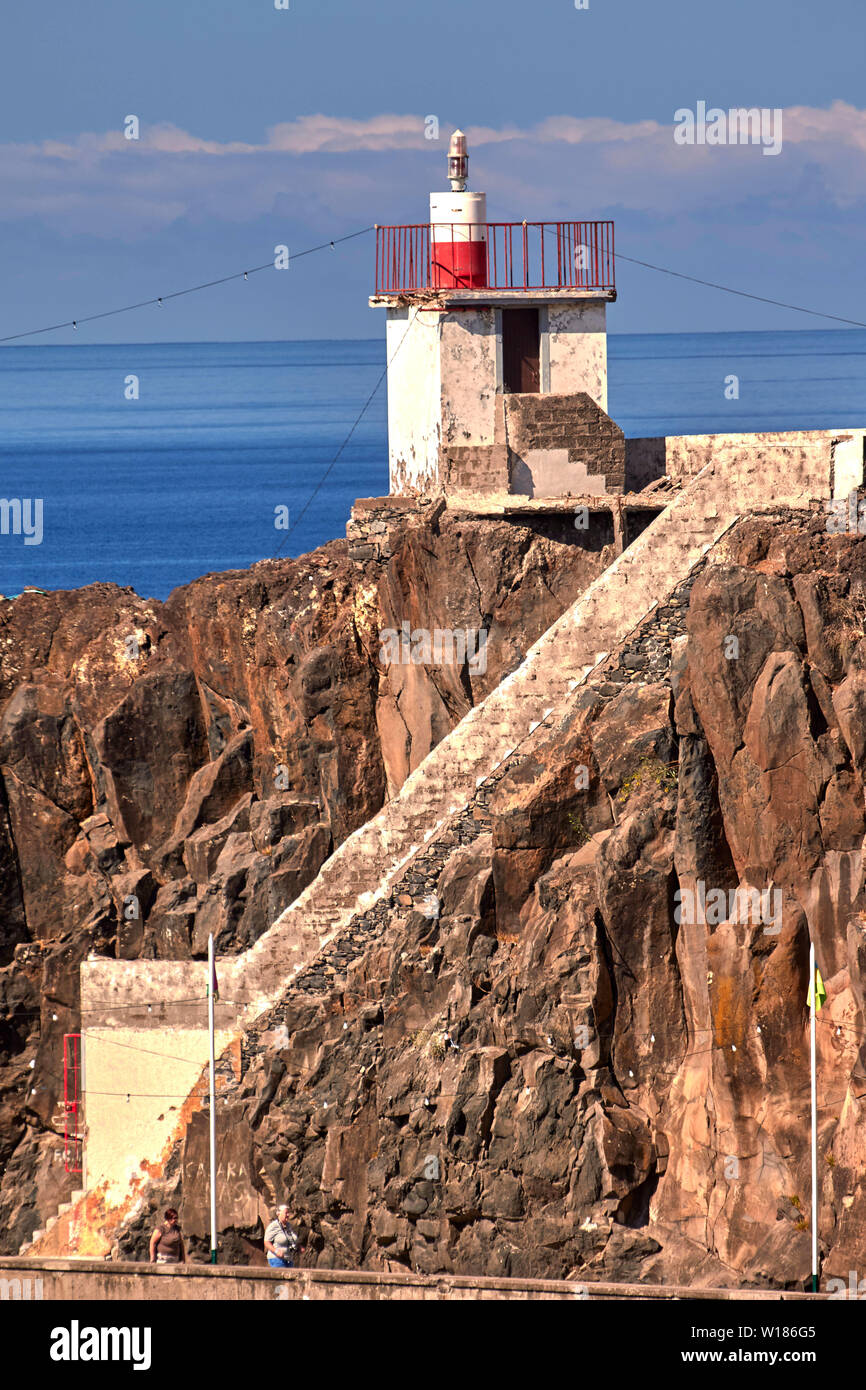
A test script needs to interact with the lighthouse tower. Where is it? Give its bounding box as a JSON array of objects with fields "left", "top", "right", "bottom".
[
  {"left": 371, "top": 131, "right": 622, "bottom": 500},
  {"left": 429, "top": 131, "right": 487, "bottom": 289}
]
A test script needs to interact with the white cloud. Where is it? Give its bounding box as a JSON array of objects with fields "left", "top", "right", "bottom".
[{"left": 0, "top": 103, "right": 865, "bottom": 239}]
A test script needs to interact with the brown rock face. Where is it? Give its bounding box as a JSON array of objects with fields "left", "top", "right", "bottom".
[
  {"left": 136, "top": 509, "right": 866, "bottom": 1289},
  {"left": 10, "top": 505, "right": 866, "bottom": 1288},
  {"left": 0, "top": 509, "right": 608, "bottom": 1253}
]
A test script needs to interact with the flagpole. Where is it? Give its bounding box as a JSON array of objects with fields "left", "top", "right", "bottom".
[
  {"left": 208, "top": 932, "right": 217, "bottom": 1266},
  {"left": 809, "top": 940, "right": 818, "bottom": 1294}
]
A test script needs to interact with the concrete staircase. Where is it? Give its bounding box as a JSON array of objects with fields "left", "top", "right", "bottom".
[{"left": 229, "top": 458, "right": 737, "bottom": 1006}]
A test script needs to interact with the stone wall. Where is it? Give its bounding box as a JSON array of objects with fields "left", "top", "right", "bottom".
[
  {"left": 346, "top": 496, "right": 428, "bottom": 563},
  {"left": 504, "top": 392, "right": 625, "bottom": 497},
  {"left": 443, "top": 443, "right": 509, "bottom": 495}
]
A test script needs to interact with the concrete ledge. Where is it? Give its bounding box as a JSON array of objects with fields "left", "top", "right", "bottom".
[
  {"left": 444, "top": 492, "right": 667, "bottom": 516},
  {"left": 0, "top": 1256, "right": 824, "bottom": 1301},
  {"left": 351, "top": 496, "right": 422, "bottom": 513},
  {"left": 370, "top": 289, "right": 616, "bottom": 309}
]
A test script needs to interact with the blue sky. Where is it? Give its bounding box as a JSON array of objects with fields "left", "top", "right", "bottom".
[{"left": 1, "top": 0, "right": 865, "bottom": 342}]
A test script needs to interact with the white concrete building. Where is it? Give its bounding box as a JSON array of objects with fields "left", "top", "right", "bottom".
[{"left": 371, "top": 132, "right": 622, "bottom": 499}]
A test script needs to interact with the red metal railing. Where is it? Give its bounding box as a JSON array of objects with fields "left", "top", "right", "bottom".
[
  {"left": 64, "top": 1033, "right": 83, "bottom": 1173},
  {"left": 375, "top": 221, "right": 615, "bottom": 295}
]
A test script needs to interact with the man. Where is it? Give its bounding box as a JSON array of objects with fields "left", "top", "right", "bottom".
[{"left": 264, "top": 1204, "right": 299, "bottom": 1268}]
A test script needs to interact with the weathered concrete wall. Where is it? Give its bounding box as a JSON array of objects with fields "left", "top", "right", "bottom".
[
  {"left": 665, "top": 429, "right": 852, "bottom": 483},
  {"left": 547, "top": 301, "right": 608, "bottom": 411},
  {"left": 626, "top": 429, "right": 866, "bottom": 496},
  {"left": 439, "top": 308, "right": 498, "bottom": 450},
  {"left": 83, "top": 1025, "right": 237, "bottom": 1200},
  {"left": 505, "top": 392, "right": 625, "bottom": 497},
  {"left": 385, "top": 299, "right": 611, "bottom": 497},
  {"left": 77, "top": 962, "right": 254, "bottom": 1206},
  {"left": 0, "top": 1256, "right": 821, "bottom": 1300},
  {"left": 386, "top": 307, "right": 442, "bottom": 494}
]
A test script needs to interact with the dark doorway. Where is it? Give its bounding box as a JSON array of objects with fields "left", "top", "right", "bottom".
[{"left": 502, "top": 308, "right": 540, "bottom": 393}]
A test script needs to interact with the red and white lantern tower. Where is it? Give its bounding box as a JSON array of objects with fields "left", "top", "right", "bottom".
[{"left": 429, "top": 131, "right": 487, "bottom": 290}]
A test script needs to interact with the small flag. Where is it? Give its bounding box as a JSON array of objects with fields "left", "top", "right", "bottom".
[
  {"left": 807, "top": 967, "right": 826, "bottom": 1013},
  {"left": 210, "top": 955, "right": 219, "bottom": 1002}
]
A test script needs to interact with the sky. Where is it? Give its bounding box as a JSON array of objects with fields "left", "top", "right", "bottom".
[{"left": 1, "top": 0, "right": 865, "bottom": 343}]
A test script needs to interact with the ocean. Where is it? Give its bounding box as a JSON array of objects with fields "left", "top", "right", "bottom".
[{"left": 1, "top": 330, "right": 864, "bottom": 600}]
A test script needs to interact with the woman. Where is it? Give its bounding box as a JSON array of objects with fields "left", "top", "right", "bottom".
[
  {"left": 149, "top": 1208, "right": 186, "bottom": 1266},
  {"left": 264, "top": 1204, "right": 299, "bottom": 1268}
]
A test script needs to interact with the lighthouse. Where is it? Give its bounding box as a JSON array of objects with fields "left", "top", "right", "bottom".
[{"left": 371, "top": 130, "right": 623, "bottom": 500}]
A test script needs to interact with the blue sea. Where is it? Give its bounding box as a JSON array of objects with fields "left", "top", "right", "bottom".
[{"left": 1, "top": 330, "right": 864, "bottom": 600}]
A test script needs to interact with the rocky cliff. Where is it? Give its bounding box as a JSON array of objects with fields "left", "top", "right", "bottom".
[
  {"left": 119, "top": 505, "right": 866, "bottom": 1287},
  {"left": 0, "top": 506, "right": 611, "bottom": 1253},
  {"left": 3, "top": 503, "right": 866, "bottom": 1287}
]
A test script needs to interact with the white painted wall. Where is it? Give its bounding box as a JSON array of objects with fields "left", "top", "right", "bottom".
[
  {"left": 547, "top": 302, "right": 608, "bottom": 410},
  {"left": 386, "top": 307, "right": 442, "bottom": 495},
  {"left": 833, "top": 432, "right": 866, "bottom": 498},
  {"left": 440, "top": 308, "right": 499, "bottom": 448},
  {"left": 84, "top": 1026, "right": 235, "bottom": 1204}
]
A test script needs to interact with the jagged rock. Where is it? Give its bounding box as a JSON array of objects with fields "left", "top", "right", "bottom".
[
  {"left": 92, "top": 669, "right": 210, "bottom": 857},
  {"left": 112, "top": 869, "right": 158, "bottom": 959},
  {"left": 157, "top": 730, "right": 254, "bottom": 875},
  {"left": 183, "top": 795, "right": 254, "bottom": 884},
  {"left": 249, "top": 796, "right": 321, "bottom": 852},
  {"left": 143, "top": 880, "right": 197, "bottom": 958}
]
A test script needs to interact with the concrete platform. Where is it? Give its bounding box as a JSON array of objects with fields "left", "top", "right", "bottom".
[{"left": 0, "top": 1256, "right": 824, "bottom": 1301}]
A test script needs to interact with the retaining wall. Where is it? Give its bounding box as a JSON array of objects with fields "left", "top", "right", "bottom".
[{"left": 0, "top": 1256, "right": 820, "bottom": 1301}]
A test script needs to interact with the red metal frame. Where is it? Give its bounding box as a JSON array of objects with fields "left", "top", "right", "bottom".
[
  {"left": 63, "top": 1032, "right": 83, "bottom": 1173},
  {"left": 375, "top": 221, "right": 615, "bottom": 295}
]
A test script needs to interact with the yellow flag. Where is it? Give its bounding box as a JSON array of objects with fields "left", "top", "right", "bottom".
[{"left": 807, "top": 967, "right": 826, "bottom": 1013}]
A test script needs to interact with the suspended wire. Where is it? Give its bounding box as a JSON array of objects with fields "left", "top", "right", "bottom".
[
  {"left": 0, "top": 226, "right": 375, "bottom": 345},
  {"left": 18, "top": 1016, "right": 865, "bottom": 1105},
  {"left": 275, "top": 357, "right": 389, "bottom": 546},
  {"left": 613, "top": 251, "right": 866, "bottom": 330},
  {"left": 73, "top": 1034, "right": 222, "bottom": 1067},
  {"left": 273, "top": 291, "right": 439, "bottom": 548},
  {"left": 0, "top": 217, "right": 860, "bottom": 569},
  {"left": 536, "top": 224, "right": 866, "bottom": 330}
]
